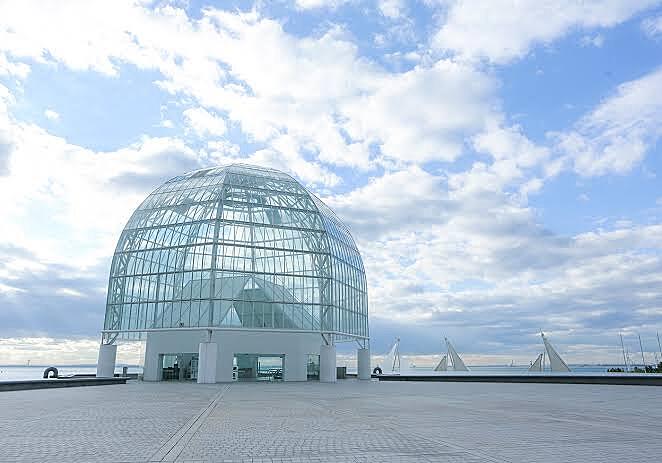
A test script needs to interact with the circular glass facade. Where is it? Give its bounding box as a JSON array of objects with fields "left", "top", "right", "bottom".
[{"left": 103, "top": 164, "right": 368, "bottom": 343}]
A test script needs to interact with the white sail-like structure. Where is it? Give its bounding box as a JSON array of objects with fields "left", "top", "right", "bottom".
[
  {"left": 434, "top": 355, "right": 448, "bottom": 371},
  {"left": 541, "top": 333, "right": 571, "bottom": 372},
  {"left": 445, "top": 338, "right": 469, "bottom": 371},
  {"left": 528, "top": 353, "right": 543, "bottom": 372},
  {"left": 382, "top": 338, "right": 401, "bottom": 373}
]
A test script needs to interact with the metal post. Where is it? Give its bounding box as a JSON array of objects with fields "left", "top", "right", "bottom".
[
  {"left": 638, "top": 334, "right": 646, "bottom": 368},
  {"left": 620, "top": 333, "right": 628, "bottom": 372},
  {"left": 394, "top": 337, "right": 400, "bottom": 371}
]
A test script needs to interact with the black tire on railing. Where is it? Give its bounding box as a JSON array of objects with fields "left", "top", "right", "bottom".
[
  {"left": 43, "top": 367, "right": 59, "bottom": 379},
  {"left": 373, "top": 366, "right": 383, "bottom": 375}
]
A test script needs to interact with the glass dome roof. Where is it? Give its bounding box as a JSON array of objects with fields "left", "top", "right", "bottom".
[{"left": 103, "top": 164, "right": 368, "bottom": 343}]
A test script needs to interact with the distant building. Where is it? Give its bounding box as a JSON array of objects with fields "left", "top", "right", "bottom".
[{"left": 97, "top": 164, "right": 370, "bottom": 383}]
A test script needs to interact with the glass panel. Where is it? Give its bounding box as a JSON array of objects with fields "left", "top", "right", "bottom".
[{"left": 105, "top": 165, "right": 368, "bottom": 341}]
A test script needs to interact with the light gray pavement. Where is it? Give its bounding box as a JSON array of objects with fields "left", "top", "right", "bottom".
[{"left": 1, "top": 380, "right": 660, "bottom": 462}]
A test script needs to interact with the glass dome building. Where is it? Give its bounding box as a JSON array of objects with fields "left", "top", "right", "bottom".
[{"left": 97, "top": 164, "right": 370, "bottom": 383}]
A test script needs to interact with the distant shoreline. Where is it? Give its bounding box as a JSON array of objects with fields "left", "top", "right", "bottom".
[{"left": 0, "top": 363, "right": 634, "bottom": 368}]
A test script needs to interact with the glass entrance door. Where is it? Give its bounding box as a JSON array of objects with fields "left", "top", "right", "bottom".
[
  {"left": 234, "top": 354, "right": 284, "bottom": 381},
  {"left": 307, "top": 354, "right": 320, "bottom": 380},
  {"left": 160, "top": 353, "right": 198, "bottom": 381}
]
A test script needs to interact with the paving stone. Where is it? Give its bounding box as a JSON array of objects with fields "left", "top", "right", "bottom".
[{"left": 0, "top": 380, "right": 660, "bottom": 462}]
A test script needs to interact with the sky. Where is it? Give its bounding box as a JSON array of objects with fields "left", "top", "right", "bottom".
[{"left": 1, "top": 0, "right": 662, "bottom": 367}]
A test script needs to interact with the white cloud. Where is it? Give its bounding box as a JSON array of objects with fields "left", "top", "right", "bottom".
[
  {"left": 0, "top": 2, "right": 657, "bottom": 184},
  {"left": 0, "top": 2, "right": 373, "bottom": 172},
  {"left": 1, "top": 0, "right": 661, "bottom": 358},
  {"left": 206, "top": 139, "right": 240, "bottom": 156},
  {"left": 642, "top": 14, "right": 662, "bottom": 37},
  {"left": 378, "top": 0, "right": 406, "bottom": 19},
  {"left": 44, "top": 109, "right": 59, "bottom": 121},
  {"left": 553, "top": 67, "right": 662, "bottom": 176},
  {"left": 329, "top": 165, "right": 662, "bottom": 356},
  {"left": 0, "top": 1, "right": 152, "bottom": 76},
  {"left": 0, "top": 249, "right": 46, "bottom": 282},
  {"left": 183, "top": 106, "right": 226, "bottom": 137},
  {"left": 326, "top": 166, "right": 451, "bottom": 237},
  {"left": 0, "top": 84, "right": 14, "bottom": 176},
  {"left": 580, "top": 34, "right": 605, "bottom": 48},
  {"left": 0, "top": 52, "right": 30, "bottom": 78},
  {"left": 207, "top": 142, "right": 341, "bottom": 188},
  {"left": 0, "top": 2, "right": 504, "bottom": 171},
  {"left": 0, "top": 83, "right": 342, "bottom": 283},
  {"left": 342, "top": 59, "right": 498, "bottom": 163},
  {"left": 294, "top": 0, "right": 351, "bottom": 10},
  {"left": 181, "top": 14, "right": 381, "bottom": 170},
  {"left": 0, "top": 337, "right": 143, "bottom": 365},
  {"left": 0, "top": 282, "right": 25, "bottom": 295},
  {"left": 0, "top": 93, "right": 205, "bottom": 269},
  {"left": 56, "top": 288, "right": 85, "bottom": 298},
  {"left": 433, "top": 0, "right": 658, "bottom": 63},
  {"left": 473, "top": 124, "right": 549, "bottom": 168}
]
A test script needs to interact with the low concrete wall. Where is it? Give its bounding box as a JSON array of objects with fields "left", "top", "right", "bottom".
[
  {"left": 375, "top": 374, "right": 662, "bottom": 386},
  {"left": 0, "top": 377, "right": 127, "bottom": 392},
  {"left": 52, "top": 373, "right": 139, "bottom": 379}
]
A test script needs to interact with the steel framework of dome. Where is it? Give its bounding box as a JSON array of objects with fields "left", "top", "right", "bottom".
[{"left": 101, "top": 164, "right": 369, "bottom": 347}]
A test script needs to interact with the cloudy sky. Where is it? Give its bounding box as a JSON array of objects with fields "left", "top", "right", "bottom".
[{"left": 1, "top": 0, "right": 661, "bottom": 366}]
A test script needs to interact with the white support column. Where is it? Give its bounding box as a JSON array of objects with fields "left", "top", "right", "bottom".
[
  {"left": 215, "top": 345, "right": 234, "bottom": 382},
  {"left": 357, "top": 347, "right": 371, "bottom": 380},
  {"left": 283, "top": 353, "right": 307, "bottom": 382},
  {"left": 319, "top": 344, "right": 337, "bottom": 383},
  {"left": 197, "top": 342, "right": 218, "bottom": 384},
  {"left": 142, "top": 333, "right": 160, "bottom": 381},
  {"left": 97, "top": 343, "right": 117, "bottom": 378}
]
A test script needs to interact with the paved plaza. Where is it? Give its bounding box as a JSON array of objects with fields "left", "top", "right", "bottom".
[{"left": 1, "top": 380, "right": 660, "bottom": 462}]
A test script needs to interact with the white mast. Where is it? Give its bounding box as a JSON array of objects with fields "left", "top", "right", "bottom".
[
  {"left": 434, "top": 354, "right": 448, "bottom": 372},
  {"left": 638, "top": 334, "right": 646, "bottom": 368},
  {"left": 445, "top": 337, "right": 469, "bottom": 371},
  {"left": 541, "top": 332, "right": 571, "bottom": 372},
  {"left": 620, "top": 333, "right": 628, "bottom": 372},
  {"left": 383, "top": 338, "right": 401, "bottom": 373},
  {"left": 528, "top": 353, "right": 543, "bottom": 372},
  {"left": 657, "top": 332, "right": 662, "bottom": 365}
]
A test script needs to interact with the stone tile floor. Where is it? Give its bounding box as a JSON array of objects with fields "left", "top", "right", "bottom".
[{"left": 0, "top": 380, "right": 660, "bottom": 462}]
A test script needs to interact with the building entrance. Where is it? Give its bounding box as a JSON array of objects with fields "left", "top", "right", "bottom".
[
  {"left": 307, "top": 354, "right": 320, "bottom": 380},
  {"left": 160, "top": 353, "right": 198, "bottom": 381},
  {"left": 234, "top": 354, "right": 283, "bottom": 382}
]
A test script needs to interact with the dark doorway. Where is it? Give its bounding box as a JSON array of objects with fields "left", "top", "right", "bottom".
[{"left": 160, "top": 353, "right": 198, "bottom": 381}]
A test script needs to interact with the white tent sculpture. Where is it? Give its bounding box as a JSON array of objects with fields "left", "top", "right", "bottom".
[
  {"left": 382, "top": 338, "right": 401, "bottom": 373},
  {"left": 528, "top": 353, "right": 543, "bottom": 372},
  {"left": 541, "top": 332, "right": 571, "bottom": 372},
  {"left": 445, "top": 337, "right": 469, "bottom": 371},
  {"left": 434, "top": 355, "right": 448, "bottom": 371}
]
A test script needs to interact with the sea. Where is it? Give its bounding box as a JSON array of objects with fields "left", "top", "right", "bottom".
[
  {"left": 0, "top": 364, "right": 630, "bottom": 382},
  {"left": 350, "top": 364, "right": 634, "bottom": 376},
  {"left": 411, "top": 364, "right": 621, "bottom": 374},
  {"left": 0, "top": 365, "right": 143, "bottom": 382}
]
